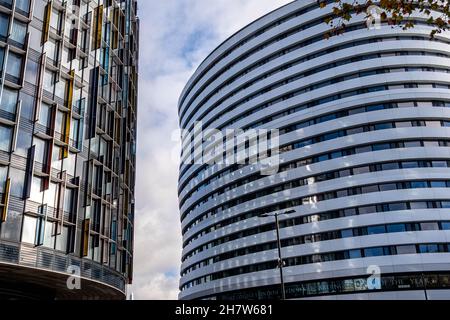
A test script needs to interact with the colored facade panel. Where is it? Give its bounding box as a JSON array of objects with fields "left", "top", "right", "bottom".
[{"left": 0, "top": 0, "right": 139, "bottom": 300}]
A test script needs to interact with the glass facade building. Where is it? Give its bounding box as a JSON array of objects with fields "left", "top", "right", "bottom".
[
  {"left": 0, "top": 0, "right": 138, "bottom": 299},
  {"left": 178, "top": 0, "right": 450, "bottom": 300}
]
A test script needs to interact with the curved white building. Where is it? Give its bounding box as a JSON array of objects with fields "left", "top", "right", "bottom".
[{"left": 178, "top": 0, "right": 450, "bottom": 300}]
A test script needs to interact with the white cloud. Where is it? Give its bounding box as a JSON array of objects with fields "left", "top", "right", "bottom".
[{"left": 133, "top": 0, "right": 293, "bottom": 300}]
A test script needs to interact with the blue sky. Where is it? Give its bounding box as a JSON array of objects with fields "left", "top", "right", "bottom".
[{"left": 134, "top": 0, "right": 292, "bottom": 300}]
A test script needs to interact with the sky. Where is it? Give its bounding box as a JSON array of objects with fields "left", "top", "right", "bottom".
[{"left": 133, "top": 0, "right": 293, "bottom": 300}]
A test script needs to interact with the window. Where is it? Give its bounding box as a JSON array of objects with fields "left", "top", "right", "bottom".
[
  {"left": 358, "top": 206, "right": 377, "bottom": 214},
  {"left": 51, "top": 145, "right": 62, "bottom": 170},
  {"left": 21, "top": 215, "right": 37, "bottom": 244},
  {"left": 28, "top": 25, "right": 42, "bottom": 51},
  {"left": 43, "top": 220, "right": 55, "bottom": 249},
  {"left": 372, "top": 143, "right": 390, "bottom": 151},
  {"left": 348, "top": 249, "right": 362, "bottom": 259},
  {"left": 43, "top": 182, "right": 59, "bottom": 208},
  {"left": 367, "top": 225, "right": 386, "bottom": 235},
  {"left": 9, "top": 167, "right": 24, "bottom": 198},
  {"left": 0, "top": 210, "right": 22, "bottom": 241},
  {"left": 10, "top": 19, "right": 27, "bottom": 46},
  {"left": 361, "top": 185, "right": 379, "bottom": 193},
  {"left": 410, "top": 201, "right": 428, "bottom": 209},
  {"left": 25, "top": 59, "right": 38, "bottom": 84},
  {"left": 55, "top": 110, "right": 66, "bottom": 137},
  {"left": 353, "top": 166, "right": 370, "bottom": 174},
  {"left": 5, "top": 53, "right": 23, "bottom": 82},
  {"left": 364, "top": 247, "right": 384, "bottom": 257},
  {"left": 0, "top": 14, "right": 9, "bottom": 40},
  {"left": 19, "top": 92, "right": 35, "bottom": 120},
  {"left": 341, "top": 229, "right": 353, "bottom": 238},
  {"left": 15, "top": 129, "right": 32, "bottom": 157},
  {"left": 50, "top": 8, "right": 63, "bottom": 34},
  {"left": 43, "top": 70, "right": 56, "bottom": 92},
  {"left": 374, "top": 123, "right": 393, "bottom": 130},
  {"left": 441, "top": 222, "right": 450, "bottom": 230},
  {"left": 70, "top": 118, "right": 80, "bottom": 147},
  {"left": 55, "top": 78, "right": 66, "bottom": 100},
  {"left": 0, "top": 87, "right": 18, "bottom": 114},
  {"left": 34, "top": 138, "right": 48, "bottom": 164},
  {"left": 432, "top": 161, "right": 448, "bottom": 168},
  {"left": 419, "top": 244, "right": 440, "bottom": 253},
  {"left": 0, "top": 125, "right": 12, "bottom": 152},
  {"left": 387, "top": 224, "right": 406, "bottom": 233},
  {"left": 29, "top": 176, "right": 43, "bottom": 203},
  {"left": 382, "top": 162, "right": 400, "bottom": 170},
  {"left": 420, "top": 222, "right": 439, "bottom": 231},
  {"left": 15, "top": 0, "right": 31, "bottom": 15},
  {"left": 0, "top": 166, "right": 6, "bottom": 193},
  {"left": 404, "top": 141, "right": 422, "bottom": 147},
  {"left": 63, "top": 152, "right": 76, "bottom": 176},
  {"left": 344, "top": 208, "right": 357, "bottom": 216},
  {"left": 0, "top": 47, "right": 4, "bottom": 71},
  {"left": 411, "top": 181, "right": 428, "bottom": 189},
  {"left": 402, "top": 161, "right": 418, "bottom": 168},
  {"left": 38, "top": 102, "right": 52, "bottom": 128},
  {"left": 64, "top": 188, "right": 74, "bottom": 213},
  {"left": 430, "top": 181, "right": 447, "bottom": 188},
  {"left": 396, "top": 245, "right": 417, "bottom": 254},
  {"left": 56, "top": 225, "right": 68, "bottom": 252}
]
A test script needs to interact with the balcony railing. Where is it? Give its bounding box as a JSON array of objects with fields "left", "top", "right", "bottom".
[{"left": 0, "top": 240, "right": 126, "bottom": 292}]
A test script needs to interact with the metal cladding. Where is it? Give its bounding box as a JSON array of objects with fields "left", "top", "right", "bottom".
[{"left": 178, "top": 0, "right": 450, "bottom": 300}]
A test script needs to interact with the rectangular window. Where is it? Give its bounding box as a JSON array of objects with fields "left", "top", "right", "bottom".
[
  {"left": 43, "top": 70, "right": 56, "bottom": 92},
  {"left": 387, "top": 224, "right": 406, "bottom": 233},
  {"left": 10, "top": 19, "right": 27, "bottom": 46},
  {"left": 51, "top": 145, "right": 62, "bottom": 170},
  {"left": 430, "top": 181, "right": 447, "bottom": 188},
  {"left": 0, "top": 14, "right": 9, "bottom": 40},
  {"left": 341, "top": 229, "right": 353, "bottom": 238},
  {"left": 34, "top": 138, "right": 48, "bottom": 164},
  {"left": 21, "top": 215, "right": 37, "bottom": 244},
  {"left": 358, "top": 205, "right": 377, "bottom": 214},
  {"left": 0, "top": 209, "right": 22, "bottom": 242},
  {"left": 5, "top": 53, "right": 23, "bottom": 82},
  {"left": 396, "top": 245, "right": 417, "bottom": 254},
  {"left": 43, "top": 182, "right": 59, "bottom": 208},
  {"left": 410, "top": 201, "right": 428, "bottom": 209},
  {"left": 348, "top": 249, "right": 362, "bottom": 259},
  {"left": 0, "top": 87, "right": 18, "bottom": 114},
  {"left": 56, "top": 225, "right": 68, "bottom": 252},
  {"left": 38, "top": 102, "right": 52, "bottom": 128},
  {"left": 388, "top": 202, "right": 408, "bottom": 211},
  {"left": 15, "top": 129, "right": 32, "bottom": 157},
  {"left": 364, "top": 247, "right": 384, "bottom": 257},
  {"left": 367, "top": 225, "right": 386, "bottom": 235},
  {"left": 419, "top": 244, "right": 439, "bottom": 253},
  {"left": 29, "top": 176, "right": 43, "bottom": 203},
  {"left": 410, "top": 181, "right": 428, "bottom": 189},
  {"left": 15, "top": 0, "right": 31, "bottom": 16},
  {"left": 420, "top": 222, "right": 439, "bottom": 231},
  {"left": 9, "top": 167, "right": 24, "bottom": 198},
  {"left": 50, "top": 8, "right": 62, "bottom": 34},
  {"left": 441, "top": 222, "right": 450, "bottom": 230},
  {"left": 0, "top": 125, "right": 12, "bottom": 152},
  {"left": 19, "top": 92, "right": 35, "bottom": 120}
]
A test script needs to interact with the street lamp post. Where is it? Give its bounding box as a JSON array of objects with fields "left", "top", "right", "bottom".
[{"left": 259, "top": 209, "right": 295, "bottom": 300}]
